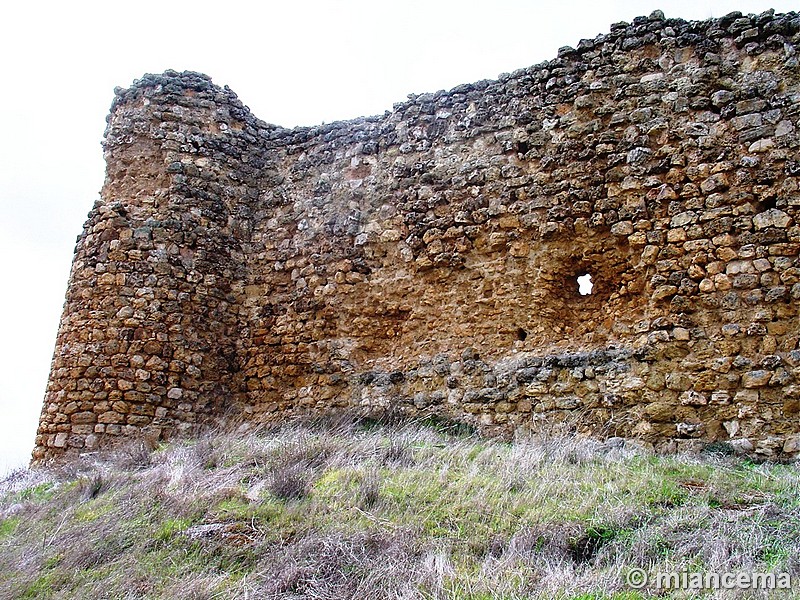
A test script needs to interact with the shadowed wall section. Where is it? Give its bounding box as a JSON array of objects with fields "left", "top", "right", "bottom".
[{"left": 35, "top": 11, "right": 800, "bottom": 461}]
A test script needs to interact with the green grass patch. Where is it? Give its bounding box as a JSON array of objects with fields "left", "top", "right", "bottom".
[
  {"left": 0, "top": 516, "right": 20, "bottom": 539},
  {"left": 73, "top": 498, "right": 115, "bottom": 523},
  {"left": 20, "top": 572, "right": 56, "bottom": 599},
  {"left": 13, "top": 482, "right": 56, "bottom": 504},
  {"left": 155, "top": 517, "right": 196, "bottom": 543}
]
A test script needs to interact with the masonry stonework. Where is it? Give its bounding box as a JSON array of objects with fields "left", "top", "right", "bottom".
[{"left": 34, "top": 10, "right": 800, "bottom": 461}]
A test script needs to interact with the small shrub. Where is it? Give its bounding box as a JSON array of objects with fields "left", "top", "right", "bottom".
[
  {"left": 268, "top": 466, "right": 309, "bottom": 501},
  {"left": 569, "top": 526, "right": 618, "bottom": 564},
  {"left": 114, "top": 439, "right": 155, "bottom": 470},
  {"left": 193, "top": 439, "right": 221, "bottom": 470},
  {"left": 380, "top": 438, "right": 412, "bottom": 466},
  {"left": 419, "top": 413, "right": 477, "bottom": 438},
  {"left": 77, "top": 473, "right": 107, "bottom": 501},
  {"left": 357, "top": 471, "right": 381, "bottom": 509},
  {"left": 701, "top": 441, "right": 736, "bottom": 456},
  {"left": 290, "top": 439, "right": 333, "bottom": 469}
]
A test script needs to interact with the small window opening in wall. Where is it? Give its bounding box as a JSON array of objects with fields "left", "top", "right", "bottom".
[
  {"left": 517, "top": 327, "right": 528, "bottom": 341},
  {"left": 577, "top": 274, "right": 593, "bottom": 296}
]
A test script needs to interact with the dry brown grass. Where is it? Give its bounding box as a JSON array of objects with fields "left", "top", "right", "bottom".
[{"left": 1, "top": 421, "right": 798, "bottom": 599}]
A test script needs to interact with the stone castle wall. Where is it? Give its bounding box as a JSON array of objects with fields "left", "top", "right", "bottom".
[{"left": 34, "top": 10, "right": 800, "bottom": 460}]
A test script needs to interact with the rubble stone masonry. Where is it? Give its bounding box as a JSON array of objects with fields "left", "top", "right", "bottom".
[{"left": 34, "top": 10, "right": 800, "bottom": 460}]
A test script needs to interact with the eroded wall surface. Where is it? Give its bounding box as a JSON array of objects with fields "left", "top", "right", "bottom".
[{"left": 34, "top": 10, "right": 800, "bottom": 460}]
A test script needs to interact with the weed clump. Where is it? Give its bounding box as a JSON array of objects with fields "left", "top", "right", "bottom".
[{"left": 268, "top": 465, "right": 310, "bottom": 501}]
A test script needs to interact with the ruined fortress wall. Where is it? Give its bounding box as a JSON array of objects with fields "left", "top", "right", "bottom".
[{"left": 34, "top": 10, "right": 800, "bottom": 461}]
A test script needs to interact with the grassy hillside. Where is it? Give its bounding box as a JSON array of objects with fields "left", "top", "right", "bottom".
[{"left": 1, "top": 421, "right": 798, "bottom": 599}]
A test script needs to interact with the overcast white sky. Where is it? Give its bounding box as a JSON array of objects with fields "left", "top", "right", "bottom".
[{"left": 0, "top": 0, "right": 795, "bottom": 473}]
